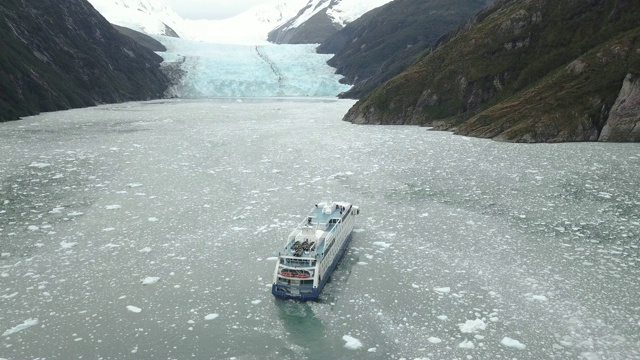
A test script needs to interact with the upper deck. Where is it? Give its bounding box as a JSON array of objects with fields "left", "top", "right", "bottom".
[{"left": 279, "top": 201, "right": 353, "bottom": 260}]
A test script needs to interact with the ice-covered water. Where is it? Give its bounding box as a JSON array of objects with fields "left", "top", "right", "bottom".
[{"left": 1, "top": 98, "right": 639, "bottom": 359}]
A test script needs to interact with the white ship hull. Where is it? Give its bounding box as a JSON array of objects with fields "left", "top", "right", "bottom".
[{"left": 272, "top": 201, "right": 359, "bottom": 301}]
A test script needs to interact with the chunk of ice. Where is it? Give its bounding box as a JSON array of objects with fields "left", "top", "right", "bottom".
[
  {"left": 28, "top": 162, "right": 50, "bottom": 168},
  {"left": 459, "top": 339, "right": 475, "bottom": 349},
  {"left": 434, "top": 287, "right": 450, "bottom": 293},
  {"left": 342, "top": 335, "right": 363, "bottom": 350},
  {"left": 501, "top": 337, "right": 526, "bottom": 350},
  {"left": 372, "top": 242, "right": 391, "bottom": 248},
  {"left": 459, "top": 319, "right": 487, "bottom": 333},
  {"left": 204, "top": 313, "right": 219, "bottom": 320},
  {"left": 3, "top": 318, "right": 38, "bottom": 336},
  {"left": 60, "top": 241, "right": 78, "bottom": 249},
  {"left": 126, "top": 306, "right": 142, "bottom": 313},
  {"left": 141, "top": 277, "right": 160, "bottom": 285}
]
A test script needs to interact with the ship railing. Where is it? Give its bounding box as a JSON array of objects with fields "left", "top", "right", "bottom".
[
  {"left": 284, "top": 210, "right": 347, "bottom": 257},
  {"left": 279, "top": 257, "right": 316, "bottom": 268},
  {"left": 318, "top": 217, "right": 344, "bottom": 256}
]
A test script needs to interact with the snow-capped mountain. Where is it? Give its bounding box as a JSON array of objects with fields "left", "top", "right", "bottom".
[
  {"left": 89, "top": 0, "right": 391, "bottom": 45},
  {"left": 179, "top": 1, "right": 306, "bottom": 44},
  {"left": 268, "top": 0, "right": 394, "bottom": 44},
  {"left": 88, "top": 0, "right": 307, "bottom": 44},
  {"left": 87, "top": 0, "right": 185, "bottom": 37}
]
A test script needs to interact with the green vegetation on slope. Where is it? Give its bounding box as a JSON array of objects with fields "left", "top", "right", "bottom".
[
  {"left": 318, "top": 0, "right": 493, "bottom": 99},
  {"left": 344, "top": 0, "right": 640, "bottom": 142}
]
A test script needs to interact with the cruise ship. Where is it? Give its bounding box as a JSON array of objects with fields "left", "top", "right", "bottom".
[{"left": 272, "top": 201, "right": 360, "bottom": 301}]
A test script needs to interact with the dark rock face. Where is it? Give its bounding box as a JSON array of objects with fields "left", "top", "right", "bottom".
[
  {"left": 268, "top": 0, "right": 342, "bottom": 44},
  {"left": 318, "top": 0, "right": 493, "bottom": 99},
  {"left": 599, "top": 73, "right": 640, "bottom": 141},
  {"left": 343, "top": 0, "right": 640, "bottom": 142},
  {"left": 112, "top": 24, "right": 167, "bottom": 52},
  {"left": 0, "top": 0, "right": 169, "bottom": 122}
]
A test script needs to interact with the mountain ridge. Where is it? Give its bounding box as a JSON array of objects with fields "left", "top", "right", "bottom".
[
  {"left": 0, "top": 0, "right": 169, "bottom": 122},
  {"left": 268, "top": 0, "right": 393, "bottom": 44},
  {"left": 317, "top": 0, "right": 493, "bottom": 99},
  {"left": 343, "top": 0, "right": 640, "bottom": 142}
]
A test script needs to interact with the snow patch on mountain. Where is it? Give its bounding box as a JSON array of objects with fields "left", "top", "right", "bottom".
[
  {"left": 284, "top": 0, "right": 393, "bottom": 31},
  {"left": 88, "top": 0, "right": 185, "bottom": 37},
  {"left": 89, "top": 0, "right": 307, "bottom": 44},
  {"left": 180, "top": 1, "right": 306, "bottom": 44},
  {"left": 328, "top": 0, "right": 394, "bottom": 27},
  {"left": 90, "top": 0, "right": 390, "bottom": 44}
]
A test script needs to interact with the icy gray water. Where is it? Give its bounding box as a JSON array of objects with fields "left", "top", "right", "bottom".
[{"left": 1, "top": 98, "right": 639, "bottom": 360}]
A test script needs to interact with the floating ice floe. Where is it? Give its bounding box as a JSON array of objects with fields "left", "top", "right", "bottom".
[
  {"left": 372, "top": 241, "right": 391, "bottom": 248},
  {"left": 434, "top": 287, "right": 451, "bottom": 294},
  {"left": 126, "top": 183, "right": 143, "bottom": 188},
  {"left": 102, "top": 227, "right": 116, "bottom": 232},
  {"left": 148, "top": 217, "right": 159, "bottom": 222},
  {"left": 105, "top": 205, "right": 121, "bottom": 210},
  {"left": 437, "top": 315, "right": 448, "bottom": 321},
  {"left": 501, "top": 337, "right": 526, "bottom": 350},
  {"left": 60, "top": 241, "right": 78, "bottom": 249},
  {"left": 459, "top": 319, "right": 487, "bottom": 333},
  {"left": 251, "top": 300, "right": 261, "bottom": 305},
  {"left": 2, "top": 318, "right": 38, "bottom": 337},
  {"left": 204, "top": 313, "right": 219, "bottom": 320},
  {"left": 342, "top": 335, "right": 363, "bottom": 350},
  {"left": 459, "top": 339, "right": 475, "bottom": 349},
  {"left": 27, "top": 225, "right": 39, "bottom": 231},
  {"left": 526, "top": 294, "right": 548, "bottom": 302},
  {"left": 126, "top": 306, "right": 142, "bottom": 313},
  {"left": 141, "top": 277, "right": 160, "bottom": 285},
  {"left": 138, "top": 247, "right": 152, "bottom": 253},
  {"left": 428, "top": 337, "right": 442, "bottom": 344},
  {"left": 28, "top": 162, "right": 51, "bottom": 168},
  {"left": 102, "top": 244, "right": 120, "bottom": 249}
]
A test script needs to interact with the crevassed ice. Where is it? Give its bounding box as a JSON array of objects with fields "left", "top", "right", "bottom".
[{"left": 157, "top": 36, "right": 351, "bottom": 98}]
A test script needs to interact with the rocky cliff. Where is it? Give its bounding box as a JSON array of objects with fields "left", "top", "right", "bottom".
[
  {"left": 268, "top": 0, "right": 393, "bottom": 45},
  {"left": 0, "top": 0, "right": 169, "bottom": 122},
  {"left": 317, "top": 0, "right": 493, "bottom": 99},
  {"left": 343, "top": 0, "right": 640, "bottom": 142},
  {"left": 268, "top": 1, "right": 340, "bottom": 44}
]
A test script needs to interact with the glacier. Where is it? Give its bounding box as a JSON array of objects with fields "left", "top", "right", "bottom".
[
  {"left": 158, "top": 36, "right": 351, "bottom": 98},
  {"left": 88, "top": 0, "right": 392, "bottom": 99}
]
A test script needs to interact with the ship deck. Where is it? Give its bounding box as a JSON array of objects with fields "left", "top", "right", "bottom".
[{"left": 281, "top": 202, "right": 351, "bottom": 259}]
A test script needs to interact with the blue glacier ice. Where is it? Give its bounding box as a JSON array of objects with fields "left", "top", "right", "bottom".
[{"left": 156, "top": 36, "right": 352, "bottom": 98}]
